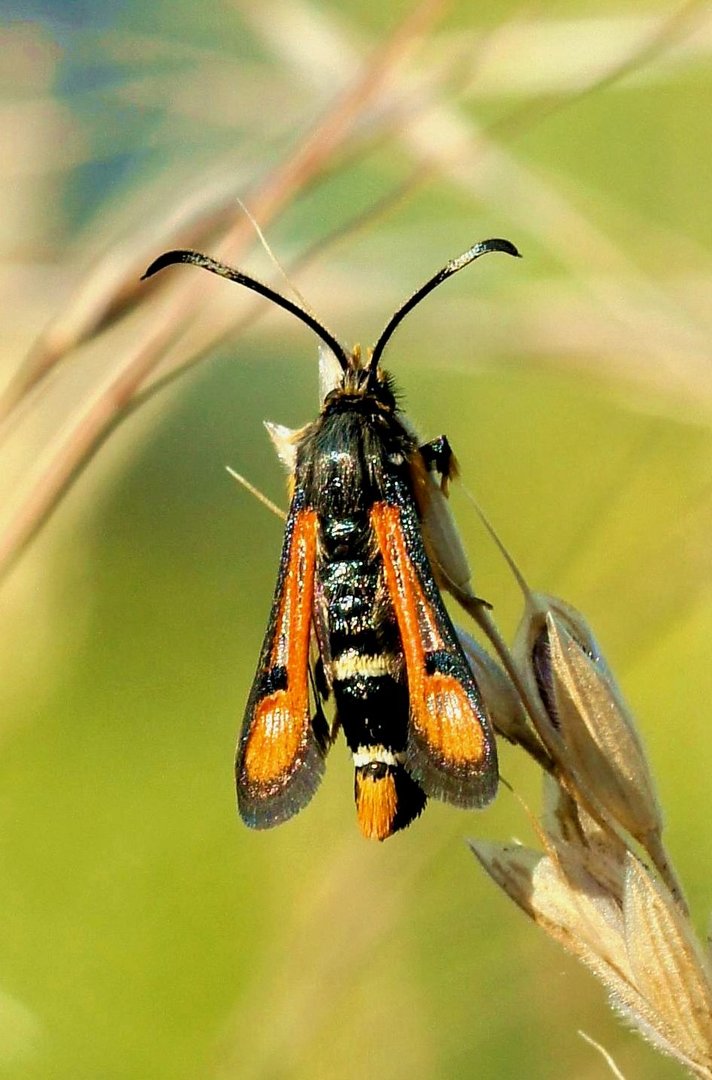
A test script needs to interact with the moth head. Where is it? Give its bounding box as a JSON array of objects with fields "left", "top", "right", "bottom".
[{"left": 322, "top": 348, "right": 399, "bottom": 414}]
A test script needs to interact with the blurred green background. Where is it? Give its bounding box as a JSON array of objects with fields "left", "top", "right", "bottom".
[{"left": 1, "top": 1, "right": 710, "bottom": 1077}]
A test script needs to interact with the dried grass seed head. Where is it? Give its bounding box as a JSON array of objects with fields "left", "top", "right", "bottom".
[{"left": 513, "top": 592, "right": 664, "bottom": 855}]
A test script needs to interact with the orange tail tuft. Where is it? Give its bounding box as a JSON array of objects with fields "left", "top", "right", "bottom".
[{"left": 355, "top": 770, "right": 398, "bottom": 841}]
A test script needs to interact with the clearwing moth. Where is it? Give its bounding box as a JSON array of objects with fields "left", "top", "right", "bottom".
[{"left": 142, "top": 237, "right": 520, "bottom": 840}]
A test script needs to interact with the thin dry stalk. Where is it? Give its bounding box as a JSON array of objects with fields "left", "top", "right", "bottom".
[{"left": 0, "top": 179, "right": 252, "bottom": 423}]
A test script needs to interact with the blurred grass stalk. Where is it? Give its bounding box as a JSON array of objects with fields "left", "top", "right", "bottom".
[{"left": 2, "top": 0, "right": 711, "bottom": 1075}]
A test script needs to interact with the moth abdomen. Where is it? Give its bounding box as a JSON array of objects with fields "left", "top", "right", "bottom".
[{"left": 353, "top": 747, "right": 427, "bottom": 841}]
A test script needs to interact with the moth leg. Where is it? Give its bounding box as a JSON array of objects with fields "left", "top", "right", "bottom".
[{"left": 419, "top": 435, "right": 458, "bottom": 493}]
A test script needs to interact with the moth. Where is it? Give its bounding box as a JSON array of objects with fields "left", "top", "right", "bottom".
[{"left": 143, "top": 237, "right": 520, "bottom": 839}]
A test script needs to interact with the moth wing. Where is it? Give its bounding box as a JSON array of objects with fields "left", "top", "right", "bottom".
[
  {"left": 404, "top": 431, "right": 474, "bottom": 602},
  {"left": 236, "top": 502, "right": 329, "bottom": 828},
  {"left": 371, "top": 497, "right": 498, "bottom": 808},
  {"left": 416, "top": 466, "right": 474, "bottom": 601}
]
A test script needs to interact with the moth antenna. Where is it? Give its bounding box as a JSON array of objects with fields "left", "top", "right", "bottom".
[
  {"left": 235, "top": 197, "right": 317, "bottom": 321},
  {"left": 141, "top": 249, "right": 350, "bottom": 372},
  {"left": 368, "top": 238, "right": 521, "bottom": 379}
]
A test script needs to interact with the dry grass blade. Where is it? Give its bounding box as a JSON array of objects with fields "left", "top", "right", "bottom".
[{"left": 0, "top": 178, "right": 250, "bottom": 427}]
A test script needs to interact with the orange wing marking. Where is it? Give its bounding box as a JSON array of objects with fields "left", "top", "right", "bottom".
[
  {"left": 371, "top": 503, "right": 486, "bottom": 768},
  {"left": 242, "top": 510, "right": 317, "bottom": 787}
]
